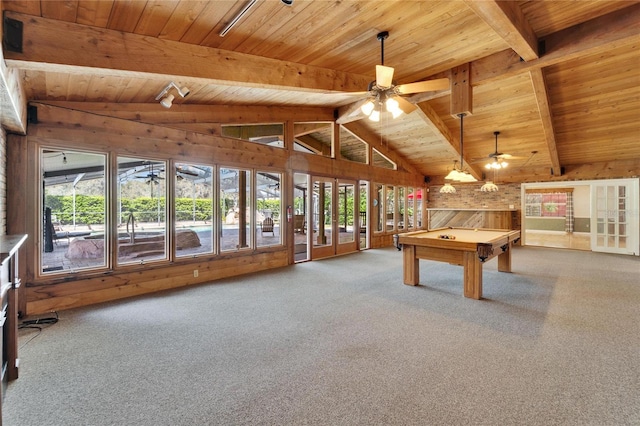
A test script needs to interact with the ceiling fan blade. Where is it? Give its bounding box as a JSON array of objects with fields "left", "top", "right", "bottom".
[
  {"left": 396, "top": 78, "right": 449, "bottom": 95},
  {"left": 376, "top": 65, "right": 394, "bottom": 88},
  {"left": 498, "top": 154, "right": 527, "bottom": 160},
  {"left": 394, "top": 96, "right": 417, "bottom": 114}
]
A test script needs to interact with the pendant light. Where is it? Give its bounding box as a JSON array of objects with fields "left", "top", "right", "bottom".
[
  {"left": 480, "top": 181, "right": 499, "bottom": 192},
  {"left": 441, "top": 113, "right": 476, "bottom": 194},
  {"left": 440, "top": 183, "right": 457, "bottom": 194},
  {"left": 454, "top": 113, "right": 477, "bottom": 182}
]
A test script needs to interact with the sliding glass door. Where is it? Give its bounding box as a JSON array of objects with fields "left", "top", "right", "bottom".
[{"left": 311, "top": 177, "right": 358, "bottom": 259}]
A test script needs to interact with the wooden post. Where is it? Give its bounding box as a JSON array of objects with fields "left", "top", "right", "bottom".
[{"left": 450, "top": 63, "right": 472, "bottom": 117}]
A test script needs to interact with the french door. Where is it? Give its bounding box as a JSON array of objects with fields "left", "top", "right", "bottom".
[
  {"left": 591, "top": 179, "right": 639, "bottom": 255},
  {"left": 310, "top": 177, "right": 358, "bottom": 259}
]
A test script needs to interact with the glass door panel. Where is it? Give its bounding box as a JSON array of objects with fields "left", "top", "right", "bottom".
[
  {"left": 312, "top": 177, "right": 333, "bottom": 257},
  {"left": 591, "top": 180, "right": 638, "bottom": 255},
  {"left": 337, "top": 180, "right": 357, "bottom": 255},
  {"left": 359, "top": 181, "right": 369, "bottom": 249},
  {"left": 294, "top": 173, "right": 310, "bottom": 262}
]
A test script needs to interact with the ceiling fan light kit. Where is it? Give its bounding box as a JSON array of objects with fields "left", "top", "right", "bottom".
[
  {"left": 486, "top": 160, "right": 508, "bottom": 170},
  {"left": 358, "top": 31, "right": 449, "bottom": 122}
]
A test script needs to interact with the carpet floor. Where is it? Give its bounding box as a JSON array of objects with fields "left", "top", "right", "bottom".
[{"left": 4, "top": 246, "right": 640, "bottom": 425}]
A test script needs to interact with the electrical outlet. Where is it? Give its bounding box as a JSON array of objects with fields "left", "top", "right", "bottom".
[{"left": 193, "top": 269, "right": 199, "bottom": 278}]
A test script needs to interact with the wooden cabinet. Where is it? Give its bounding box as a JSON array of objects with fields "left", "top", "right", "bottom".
[{"left": 1, "top": 234, "right": 27, "bottom": 424}]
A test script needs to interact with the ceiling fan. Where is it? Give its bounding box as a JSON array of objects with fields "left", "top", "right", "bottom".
[
  {"left": 354, "top": 31, "right": 450, "bottom": 122},
  {"left": 135, "top": 163, "right": 164, "bottom": 185},
  {"left": 474, "top": 131, "right": 524, "bottom": 169}
]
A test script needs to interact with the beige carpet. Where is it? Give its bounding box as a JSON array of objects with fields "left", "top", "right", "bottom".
[{"left": 5, "top": 246, "right": 640, "bottom": 425}]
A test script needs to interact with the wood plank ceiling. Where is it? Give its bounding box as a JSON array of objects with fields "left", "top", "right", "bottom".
[{"left": 2, "top": 0, "right": 639, "bottom": 184}]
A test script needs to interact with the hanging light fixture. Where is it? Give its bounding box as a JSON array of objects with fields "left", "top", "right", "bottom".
[
  {"left": 480, "top": 181, "right": 499, "bottom": 192},
  {"left": 485, "top": 131, "right": 508, "bottom": 170},
  {"left": 360, "top": 32, "right": 407, "bottom": 122},
  {"left": 443, "top": 113, "right": 477, "bottom": 184},
  {"left": 440, "top": 183, "right": 457, "bottom": 194}
]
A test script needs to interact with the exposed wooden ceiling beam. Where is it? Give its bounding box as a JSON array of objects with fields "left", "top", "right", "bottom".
[
  {"left": 464, "top": 0, "right": 538, "bottom": 61},
  {"left": 3, "top": 11, "right": 372, "bottom": 94},
  {"left": 529, "top": 69, "right": 561, "bottom": 177},
  {"left": 34, "top": 102, "right": 335, "bottom": 124},
  {"left": 294, "top": 135, "right": 330, "bottom": 156},
  {"left": 472, "top": 3, "right": 640, "bottom": 85},
  {"left": 0, "top": 65, "right": 26, "bottom": 134}
]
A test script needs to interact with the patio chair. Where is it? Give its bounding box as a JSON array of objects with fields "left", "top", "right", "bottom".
[{"left": 261, "top": 217, "right": 275, "bottom": 236}]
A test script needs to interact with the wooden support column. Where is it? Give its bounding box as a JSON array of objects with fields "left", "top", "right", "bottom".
[{"left": 450, "top": 63, "right": 473, "bottom": 117}]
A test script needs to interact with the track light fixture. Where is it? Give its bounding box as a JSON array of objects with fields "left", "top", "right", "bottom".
[
  {"left": 219, "top": 0, "right": 258, "bottom": 37},
  {"left": 155, "top": 81, "right": 190, "bottom": 109}
]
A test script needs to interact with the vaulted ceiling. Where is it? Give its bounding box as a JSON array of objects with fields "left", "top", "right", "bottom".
[{"left": 1, "top": 0, "right": 639, "bottom": 184}]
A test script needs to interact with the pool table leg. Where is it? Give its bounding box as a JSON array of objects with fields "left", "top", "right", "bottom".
[
  {"left": 403, "top": 244, "right": 420, "bottom": 286},
  {"left": 463, "top": 251, "right": 483, "bottom": 299},
  {"left": 497, "top": 246, "right": 512, "bottom": 272}
]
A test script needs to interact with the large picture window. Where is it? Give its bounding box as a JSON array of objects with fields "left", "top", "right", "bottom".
[
  {"left": 220, "top": 168, "right": 252, "bottom": 251},
  {"left": 256, "top": 172, "right": 282, "bottom": 247},
  {"left": 117, "top": 157, "right": 168, "bottom": 265},
  {"left": 175, "top": 163, "right": 214, "bottom": 258},
  {"left": 525, "top": 192, "right": 567, "bottom": 217},
  {"left": 41, "top": 149, "right": 106, "bottom": 274}
]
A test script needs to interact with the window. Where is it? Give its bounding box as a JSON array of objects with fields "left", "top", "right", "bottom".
[
  {"left": 39, "top": 146, "right": 284, "bottom": 275},
  {"left": 293, "top": 122, "right": 333, "bottom": 157},
  {"left": 175, "top": 163, "right": 214, "bottom": 258},
  {"left": 372, "top": 148, "right": 396, "bottom": 170},
  {"left": 406, "top": 187, "right": 415, "bottom": 230},
  {"left": 339, "top": 126, "right": 368, "bottom": 164},
  {"left": 256, "top": 171, "right": 282, "bottom": 247},
  {"left": 398, "top": 187, "right": 405, "bottom": 230},
  {"left": 117, "top": 157, "right": 167, "bottom": 265},
  {"left": 220, "top": 168, "right": 252, "bottom": 251},
  {"left": 337, "top": 181, "right": 355, "bottom": 243},
  {"left": 41, "top": 149, "right": 106, "bottom": 274},
  {"left": 221, "top": 124, "right": 284, "bottom": 148},
  {"left": 525, "top": 192, "right": 567, "bottom": 217},
  {"left": 386, "top": 185, "right": 395, "bottom": 231}
]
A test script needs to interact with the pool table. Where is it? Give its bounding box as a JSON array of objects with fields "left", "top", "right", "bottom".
[{"left": 398, "top": 227, "right": 521, "bottom": 299}]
